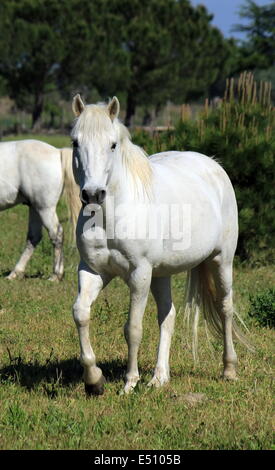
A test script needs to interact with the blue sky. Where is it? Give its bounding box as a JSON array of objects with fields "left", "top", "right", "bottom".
[{"left": 190, "top": 0, "right": 270, "bottom": 40}]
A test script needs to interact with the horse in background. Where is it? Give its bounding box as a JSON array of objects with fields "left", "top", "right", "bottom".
[{"left": 0, "top": 139, "right": 81, "bottom": 280}]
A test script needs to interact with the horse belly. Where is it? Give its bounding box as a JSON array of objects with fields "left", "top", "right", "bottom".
[
  {"left": 0, "top": 186, "right": 22, "bottom": 210},
  {"left": 152, "top": 241, "right": 217, "bottom": 276},
  {"left": 150, "top": 206, "right": 221, "bottom": 275}
]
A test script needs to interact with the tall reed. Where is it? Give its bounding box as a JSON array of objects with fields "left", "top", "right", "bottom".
[{"left": 198, "top": 72, "right": 274, "bottom": 148}]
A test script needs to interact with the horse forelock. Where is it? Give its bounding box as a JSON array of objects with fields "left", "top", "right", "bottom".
[{"left": 71, "top": 104, "right": 114, "bottom": 143}]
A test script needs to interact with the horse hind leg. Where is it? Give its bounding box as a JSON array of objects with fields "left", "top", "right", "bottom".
[
  {"left": 148, "top": 276, "right": 176, "bottom": 387},
  {"left": 38, "top": 207, "right": 64, "bottom": 281},
  {"left": 205, "top": 257, "right": 238, "bottom": 380},
  {"left": 7, "top": 206, "right": 42, "bottom": 280}
]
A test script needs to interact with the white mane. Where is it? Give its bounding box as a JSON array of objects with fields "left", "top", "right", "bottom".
[{"left": 117, "top": 121, "right": 153, "bottom": 199}]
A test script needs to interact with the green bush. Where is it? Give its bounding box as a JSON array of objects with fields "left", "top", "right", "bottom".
[
  {"left": 133, "top": 72, "right": 275, "bottom": 264},
  {"left": 248, "top": 289, "right": 275, "bottom": 328}
]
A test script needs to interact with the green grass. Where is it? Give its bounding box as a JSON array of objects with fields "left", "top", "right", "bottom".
[{"left": 0, "top": 136, "right": 274, "bottom": 449}]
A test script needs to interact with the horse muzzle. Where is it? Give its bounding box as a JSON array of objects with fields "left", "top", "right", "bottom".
[{"left": 81, "top": 187, "right": 106, "bottom": 206}]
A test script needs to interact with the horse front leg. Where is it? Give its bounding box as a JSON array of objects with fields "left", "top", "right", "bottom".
[
  {"left": 123, "top": 263, "right": 152, "bottom": 394},
  {"left": 73, "top": 261, "right": 111, "bottom": 396}
]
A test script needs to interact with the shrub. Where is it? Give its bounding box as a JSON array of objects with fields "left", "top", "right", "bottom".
[
  {"left": 133, "top": 72, "right": 275, "bottom": 264},
  {"left": 248, "top": 289, "right": 275, "bottom": 328}
]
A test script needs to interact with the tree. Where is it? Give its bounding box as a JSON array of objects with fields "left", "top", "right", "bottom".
[
  {"left": 0, "top": 0, "right": 237, "bottom": 128},
  {"left": 117, "top": 0, "right": 178, "bottom": 126},
  {"left": 106, "top": 0, "right": 235, "bottom": 126},
  {"left": 233, "top": 0, "right": 275, "bottom": 70},
  {"left": 0, "top": 0, "right": 128, "bottom": 127},
  {"left": 58, "top": 0, "right": 129, "bottom": 102},
  {"left": 0, "top": 0, "right": 66, "bottom": 129},
  {"left": 168, "top": 3, "right": 235, "bottom": 103}
]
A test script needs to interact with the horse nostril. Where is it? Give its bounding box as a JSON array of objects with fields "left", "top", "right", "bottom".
[
  {"left": 97, "top": 189, "right": 106, "bottom": 204},
  {"left": 81, "top": 189, "right": 89, "bottom": 204}
]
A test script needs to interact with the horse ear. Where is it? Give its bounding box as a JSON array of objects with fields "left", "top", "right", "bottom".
[
  {"left": 72, "top": 94, "right": 85, "bottom": 117},
  {"left": 108, "top": 96, "right": 120, "bottom": 121}
]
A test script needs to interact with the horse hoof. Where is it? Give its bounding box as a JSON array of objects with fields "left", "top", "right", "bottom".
[
  {"left": 85, "top": 375, "right": 106, "bottom": 396},
  {"left": 7, "top": 271, "right": 23, "bottom": 280},
  {"left": 120, "top": 379, "right": 139, "bottom": 395},
  {"left": 48, "top": 274, "right": 63, "bottom": 282},
  {"left": 223, "top": 369, "right": 238, "bottom": 381},
  {"left": 223, "top": 373, "right": 238, "bottom": 381},
  {"left": 147, "top": 376, "right": 169, "bottom": 388}
]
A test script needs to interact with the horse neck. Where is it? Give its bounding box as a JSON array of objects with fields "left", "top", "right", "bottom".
[{"left": 108, "top": 133, "right": 153, "bottom": 204}]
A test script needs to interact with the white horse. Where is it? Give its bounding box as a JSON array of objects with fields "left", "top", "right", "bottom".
[
  {"left": 71, "top": 95, "right": 246, "bottom": 396},
  {"left": 0, "top": 139, "right": 80, "bottom": 280}
]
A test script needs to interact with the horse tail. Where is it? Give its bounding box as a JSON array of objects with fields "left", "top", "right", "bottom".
[
  {"left": 60, "top": 147, "right": 81, "bottom": 240},
  {"left": 184, "top": 263, "right": 250, "bottom": 361}
]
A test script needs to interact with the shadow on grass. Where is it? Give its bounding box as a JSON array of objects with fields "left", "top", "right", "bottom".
[
  {"left": 0, "top": 352, "right": 126, "bottom": 395},
  {"left": 0, "top": 269, "right": 44, "bottom": 279}
]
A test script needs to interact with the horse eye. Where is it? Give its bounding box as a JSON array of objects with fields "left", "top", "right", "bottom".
[
  {"left": 72, "top": 139, "right": 78, "bottom": 149},
  {"left": 111, "top": 142, "right": 117, "bottom": 151}
]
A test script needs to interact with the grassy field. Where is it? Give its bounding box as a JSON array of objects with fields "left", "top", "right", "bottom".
[{"left": 0, "top": 135, "right": 274, "bottom": 450}]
